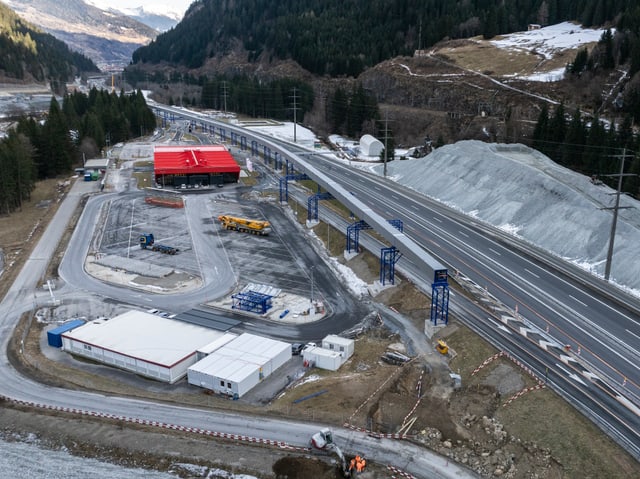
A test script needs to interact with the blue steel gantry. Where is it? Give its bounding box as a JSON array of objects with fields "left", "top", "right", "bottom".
[
  {"left": 346, "top": 219, "right": 403, "bottom": 254},
  {"left": 380, "top": 246, "right": 403, "bottom": 285},
  {"left": 279, "top": 173, "right": 310, "bottom": 202},
  {"left": 431, "top": 269, "right": 449, "bottom": 325},
  {"left": 307, "top": 191, "right": 333, "bottom": 221},
  {"left": 218, "top": 127, "right": 226, "bottom": 142}
]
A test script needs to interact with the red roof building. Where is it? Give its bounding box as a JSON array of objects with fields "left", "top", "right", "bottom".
[{"left": 154, "top": 145, "right": 241, "bottom": 188}]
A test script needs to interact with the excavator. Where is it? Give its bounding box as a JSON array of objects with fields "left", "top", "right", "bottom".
[{"left": 310, "top": 428, "right": 365, "bottom": 477}]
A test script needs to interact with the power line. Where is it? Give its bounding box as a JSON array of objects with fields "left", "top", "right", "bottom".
[{"left": 602, "top": 148, "right": 637, "bottom": 281}]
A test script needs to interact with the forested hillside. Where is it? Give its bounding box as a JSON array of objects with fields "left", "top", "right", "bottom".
[
  {"left": 0, "top": 89, "right": 155, "bottom": 215},
  {"left": 132, "top": 0, "right": 630, "bottom": 77},
  {"left": 0, "top": 2, "right": 98, "bottom": 90}
]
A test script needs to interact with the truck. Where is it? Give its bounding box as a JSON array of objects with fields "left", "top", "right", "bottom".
[
  {"left": 139, "top": 233, "right": 179, "bottom": 255},
  {"left": 217, "top": 215, "right": 272, "bottom": 235},
  {"left": 310, "top": 428, "right": 363, "bottom": 477}
]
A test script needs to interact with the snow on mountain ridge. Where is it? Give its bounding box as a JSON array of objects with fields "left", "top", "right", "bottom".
[{"left": 85, "top": 0, "right": 189, "bottom": 22}]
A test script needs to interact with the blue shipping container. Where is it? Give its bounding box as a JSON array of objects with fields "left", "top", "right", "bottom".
[{"left": 47, "top": 319, "right": 85, "bottom": 348}]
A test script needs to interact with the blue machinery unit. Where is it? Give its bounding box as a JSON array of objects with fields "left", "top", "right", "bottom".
[{"left": 231, "top": 291, "right": 273, "bottom": 314}]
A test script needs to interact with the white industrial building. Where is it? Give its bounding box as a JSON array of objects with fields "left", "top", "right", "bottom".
[
  {"left": 195, "top": 332, "right": 238, "bottom": 361},
  {"left": 303, "top": 335, "right": 355, "bottom": 371},
  {"left": 187, "top": 333, "right": 291, "bottom": 398},
  {"left": 360, "top": 134, "right": 383, "bottom": 157},
  {"left": 61, "top": 310, "right": 226, "bottom": 384}
]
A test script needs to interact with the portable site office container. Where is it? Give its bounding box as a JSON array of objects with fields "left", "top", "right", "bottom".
[
  {"left": 187, "top": 333, "right": 291, "bottom": 398},
  {"left": 321, "top": 335, "right": 355, "bottom": 360},
  {"left": 302, "top": 346, "right": 343, "bottom": 371},
  {"left": 47, "top": 319, "right": 85, "bottom": 348}
]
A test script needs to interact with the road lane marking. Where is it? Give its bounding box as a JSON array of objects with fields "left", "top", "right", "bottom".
[
  {"left": 626, "top": 329, "right": 640, "bottom": 341},
  {"left": 524, "top": 268, "right": 540, "bottom": 278},
  {"left": 569, "top": 295, "right": 587, "bottom": 307},
  {"left": 488, "top": 248, "right": 502, "bottom": 256},
  {"left": 458, "top": 231, "right": 468, "bottom": 238}
]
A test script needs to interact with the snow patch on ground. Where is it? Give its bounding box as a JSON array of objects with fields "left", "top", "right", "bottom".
[{"left": 491, "top": 22, "right": 606, "bottom": 60}]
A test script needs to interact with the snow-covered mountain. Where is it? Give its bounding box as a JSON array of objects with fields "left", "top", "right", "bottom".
[
  {"left": 2, "top": 0, "right": 178, "bottom": 69},
  {"left": 84, "top": 0, "right": 190, "bottom": 30}
]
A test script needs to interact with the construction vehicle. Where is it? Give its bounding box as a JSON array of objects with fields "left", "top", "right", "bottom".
[
  {"left": 310, "top": 428, "right": 363, "bottom": 477},
  {"left": 217, "top": 215, "right": 272, "bottom": 235},
  {"left": 139, "top": 233, "right": 179, "bottom": 255},
  {"left": 436, "top": 339, "right": 449, "bottom": 355}
]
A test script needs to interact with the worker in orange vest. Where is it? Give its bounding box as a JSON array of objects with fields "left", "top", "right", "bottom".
[{"left": 349, "top": 457, "right": 356, "bottom": 472}]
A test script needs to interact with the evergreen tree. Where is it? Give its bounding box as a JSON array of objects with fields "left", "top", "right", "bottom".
[
  {"left": 562, "top": 109, "right": 586, "bottom": 169},
  {"left": 330, "top": 88, "right": 348, "bottom": 134},
  {"left": 600, "top": 29, "right": 616, "bottom": 69},
  {"left": 532, "top": 104, "right": 550, "bottom": 155},
  {"left": 568, "top": 48, "right": 588, "bottom": 75},
  {"left": 547, "top": 103, "right": 566, "bottom": 162},
  {"left": 584, "top": 117, "right": 607, "bottom": 175}
]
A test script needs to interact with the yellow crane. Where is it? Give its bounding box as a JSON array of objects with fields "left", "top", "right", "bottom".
[{"left": 217, "top": 215, "right": 272, "bottom": 235}]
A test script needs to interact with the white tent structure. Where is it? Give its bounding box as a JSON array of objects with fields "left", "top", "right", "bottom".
[
  {"left": 187, "top": 333, "right": 291, "bottom": 398},
  {"left": 360, "top": 134, "right": 383, "bottom": 157},
  {"left": 61, "top": 311, "right": 225, "bottom": 384}
]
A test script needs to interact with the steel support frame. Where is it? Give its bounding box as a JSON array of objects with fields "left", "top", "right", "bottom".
[
  {"left": 380, "top": 246, "right": 402, "bottom": 285},
  {"left": 278, "top": 173, "right": 309, "bottom": 202},
  {"left": 430, "top": 270, "right": 450, "bottom": 325},
  {"left": 346, "top": 219, "right": 403, "bottom": 253},
  {"left": 346, "top": 220, "right": 371, "bottom": 253},
  {"left": 307, "top": 192, "right": 333, "bottom": 221}
]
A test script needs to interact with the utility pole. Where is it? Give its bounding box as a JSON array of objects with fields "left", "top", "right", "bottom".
[
  {"left": 221, "top": 81, "right": 229, "bottom": 114},
  {"left": 381, "top": 112, "right": 392, "bottom": 178},
  {"left": 290, "top": 87, "right": 300, "bottom": 142},
  {"left": 602, "top": 148, "right": 636, "bottom": 281}
]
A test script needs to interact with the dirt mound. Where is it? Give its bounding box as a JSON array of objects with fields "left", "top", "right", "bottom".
[{"left": 273, "top": 456, "right": 340, "bottom": 479}]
